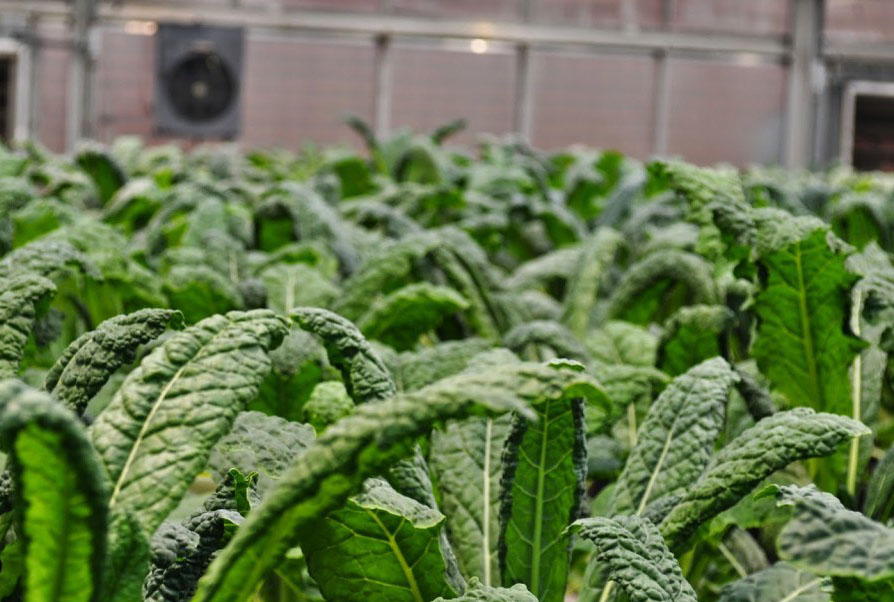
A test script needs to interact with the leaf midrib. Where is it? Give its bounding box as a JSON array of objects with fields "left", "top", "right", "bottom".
[
  {"left": 482, "top": 417, "right": 493, "bottom": 586},
  {"left": 108, "top": 327, "right": 222, "bottom": 507},
  {"left": 365, "top": 509, "right": 424, "bottom": 602},
  {"left": 530, "top": 398, "right": 553, "bottom": 597},
  {"left": 636, "top": 410, "right": 683, "bottom": 516},
  {"left": 778, "top": 577, "right": 824, "bottom": 602},
  {"left": 793, "top": 242, "right": 822, "bottom": 407}
]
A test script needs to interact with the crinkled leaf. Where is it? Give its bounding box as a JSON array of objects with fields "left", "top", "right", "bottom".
[
  {"left": 610, "top": 357, "right": 738, "bottom": 515},
  {"left": 772, "top": 485, "right": 894, "bottom": 582},
  {"left": 193, "top": 362, "right": 604, "bottom": 602},
  {"left": 302, "top": 381, "right": 354, "bottom": 432},
  {"left": 718, "top": 562, "right": 830, "bottom": 602},
  {"left": 604, "top": 250, "right": 717, "bottom": 325},
  {"left": 572, "top": 515, "right": 698, "bottom": 602},
  {"left": 207, "top": 411, "right": 315, "bottom": 496},
  {"left": 659, "top": 305, "right": 734, "bottom": 377},
  {"left": 0, "top": 380, "right": 109, "bottom": 602},
  {"left": 561, "top": 228, "right": 621, "bottom": 333},
  {"left": 392, "top": 339, "right": 495, "bottom": 392},
  {"left": 291, "top": 307, "right": 396, "bottom": 403},
  {"left": 45, "top": 308, "right": 184, "bottom": 415},
  {"left": 503, "top": 320, "right": 589, "bottom": 364},
  {"left": 358, "top": 282, "right": 468, "bottom": 351},
  {"left": 499, "top": 393, "right": 589, "bottom": 602},
  {"left": 0, "top": 274, "right": 56, "bottom": 379},
  {"left": 660, "top": 409, "right": 867, "bottom": 548},
  {"left": 431, "top": 577, "right": 537, "bottom": 602},
  {"left": 752, "top": 228, "right": 865, "bottom": 414},
  {"left": 143, "top": 471, "right": 255, "bottom": 602},
  {"left": 430, "top": 414, "right": 511, "bottom": 585},
  {"left": 90, "top": 310, "right": 288, "bottom": 536}
]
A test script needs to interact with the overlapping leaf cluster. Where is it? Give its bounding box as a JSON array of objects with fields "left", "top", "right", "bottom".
[{"left": 0, "top": 126, "right": 893, "bottom": 602}]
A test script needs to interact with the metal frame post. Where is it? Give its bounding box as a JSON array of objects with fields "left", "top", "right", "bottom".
[
  {"left": 67, "top": 0, "right": 96, "bottom": 149},
  {"left": 784, "top": 0, "right": 824, "bottom": 169},
  {"left": 514, "top": 0, "right": 534, "bottom": 140},
  {"left": 373, "top": 33, "right": 392, "bottom": 139}
]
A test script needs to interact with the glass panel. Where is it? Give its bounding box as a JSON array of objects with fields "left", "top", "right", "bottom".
[
  {"left": 826, "top": 0, "right": 894, "bottom": 43},
  {"left": 665, "top": 58, "right": 786, "bottom": 166},
  {"left": 531, "top": 50, "right": 656, "bottom": 157},
  {"left": 389, "top": 0, "right": 522, "bottom": 21},
  {"left": 37, "top": 24, "right": 70, "bottom": 152},
  {"left": 95, "top": 29, "right": 154, "bottom": 142},
  {"left": 390, "top": 41, "right": 517, "bottom": 144},
  {"left": 241, "top": 37, "right": 376, "bottom": 147},
  {"left": 668, "top": 0, "right": 789, "bottom": 35},
  {"left": 532, "top": 0, "right": 625, "bottom": 27}
]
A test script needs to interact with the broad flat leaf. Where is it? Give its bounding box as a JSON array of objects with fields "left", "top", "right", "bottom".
[
  {"left": 0, "top": 274, "right": 55, "bottom": 379},
  {"left": 772, "top": 485, "right": 894, "bottom": 582},
  {"left": 499, "top": 394, "right": 588, "bottom": 602},
  {"left": 660, "top": 409, "right": 867, "bottom": 548},
  {"left": 718, "top": 562, "right": 830, "bottom": 602},
  {"left": 90, "top": 310, "right": 288, "bottom": 536},
  {"left": 193, "top": 362, "right": 605, "bottom": 602},
  {"left": 358, "top": 282, "right": 468, "bottom": 351},
  {"left": 300, "top": 478, "right": 453, "bottom": 602},
  {"left": 429, "top": 414, "right": 511, "bottom": 585},
  {"left": 0, "top": 538, "right": 23, "bottom": 598},
  {"left": 45, "top": 308, "right": 184, "bottom": 415},
  {"left": 431, "top": 577, "right": 537, "bottom": 602},
  {"left": 752, "top": 228, "right": 865, "bottom": 414},
  {"left": 291, "top": 307, "right": 396, "bottom": 403},
  {"left": 207, "top": 411, "right": 315, "bottom": 496},
  {"left": 610, "top": 357, "right": 738, "bottom": 515},
  {"left": 572, "top": 515, "right": 698, "bottom": 602},
  {"left": 561, "top": 228, "right": 621, "bottom": 333},
  {"left": 864, "top": 444, "right": 894, "bottom": 522},
  {"left": 103, "top": 509, "right": 150, "bottom": 602},
  {"left": 0, "top": 380, "right": 109, "bottom": 602},
  {"left": 659, "top": 305, "right": 734, "bottom": 376}
]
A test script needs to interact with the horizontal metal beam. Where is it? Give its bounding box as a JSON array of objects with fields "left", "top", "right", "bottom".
[
  {"left": 825, "top": 37, "right": 894, "bottom": 63},
  {"left": 1, "top": 0, "right": 789, "bottom": 57}
]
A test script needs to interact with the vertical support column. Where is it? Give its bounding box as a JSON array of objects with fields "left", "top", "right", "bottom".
[
  {"left": 25, "top": 15, "right": 39, "bottom": 142},
  {"left": 652, "top": 49, "right": 670, "bottom": 155},
  {"left": 12, "top": 37, "right": 31, "bottom": 143},
  {"left": 784, "top": 0, "right": 824, "bottom": 169},
  {"left": 373, "top": 33, "right": 392, "bottom": 139},
  {"left": 651, "top": 0, "right": 673, "bottom": 156},
  {"left": 514, "top": 43, "right": 533, "bottom": 140},
  {"left": 514, "top": 0, "right": 534, "bottom": 140},
  {"left": 67, "top": 0, "right": 96, "bottom": 150}
]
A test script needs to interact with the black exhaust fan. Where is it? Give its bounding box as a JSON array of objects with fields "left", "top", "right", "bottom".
[{"left": 154, "top": 23, "right": 244, "bottom": 138}]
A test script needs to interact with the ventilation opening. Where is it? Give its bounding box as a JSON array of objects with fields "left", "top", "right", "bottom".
[{"left": 852, "top": 94, "right": 894, "bottom": 171}]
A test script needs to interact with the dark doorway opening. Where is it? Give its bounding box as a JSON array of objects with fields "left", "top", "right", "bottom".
[{"left": 852, "top": 94, "right": 894, "bottom": 171}]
